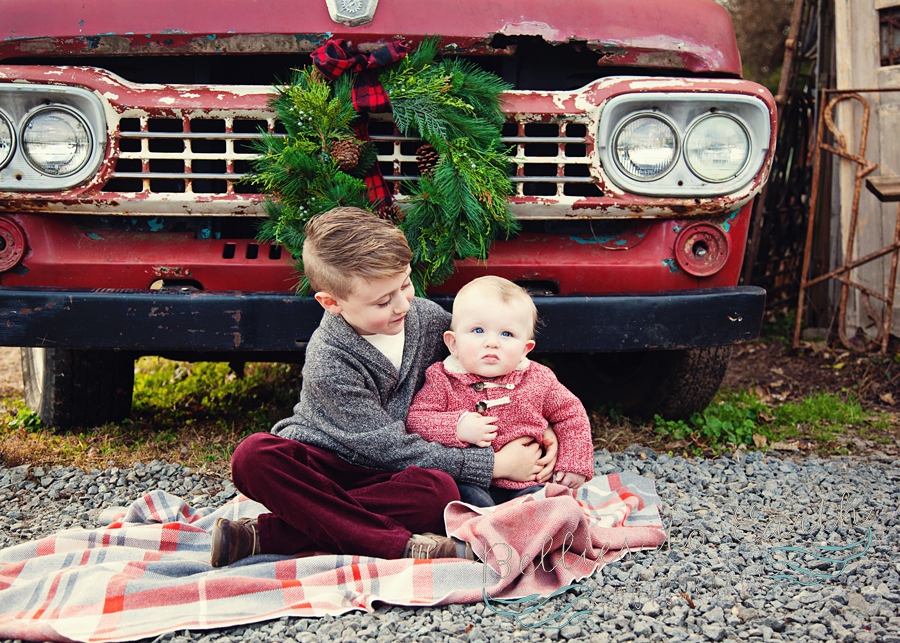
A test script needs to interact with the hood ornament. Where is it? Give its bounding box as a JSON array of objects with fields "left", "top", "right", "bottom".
[{"left": 326, "top": 0, "right": 380, "bottom": 27}]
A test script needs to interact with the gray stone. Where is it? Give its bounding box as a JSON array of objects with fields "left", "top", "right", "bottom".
[
  {"left": 705, "top": 606, "right": 725, "bottom": 623},
  {"left": 642, "top": 600, "right": 662, "bottom": 617},
  {"left": 807, "top": 623, "right": 828, "bottom": 640},
  {"left": 701, "top": 623, "right": 726, "bottom": 641},
  {"left": 631, "top": 618, "right": 653, "bottom": 637}
]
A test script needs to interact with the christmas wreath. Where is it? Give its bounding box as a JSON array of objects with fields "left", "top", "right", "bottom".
[{"left": 250, "top": 37, "right": 517, "bottom": 294}]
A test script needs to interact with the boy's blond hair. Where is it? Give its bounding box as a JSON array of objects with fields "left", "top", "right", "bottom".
[
  {"left": 303, "top": 207, "right": 413, "bottom": 299},
  {"left": 453, "top": 275, "right": 539, "bottom": 337}
]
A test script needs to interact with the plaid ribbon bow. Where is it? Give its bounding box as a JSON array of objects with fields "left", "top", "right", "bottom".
[{"left": 311, "top": 38, "right": 410, "bottom": 207}]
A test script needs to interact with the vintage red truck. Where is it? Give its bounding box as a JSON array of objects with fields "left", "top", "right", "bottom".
[{"left": 0, "top": 0, "right": 775, "bottom": 428}]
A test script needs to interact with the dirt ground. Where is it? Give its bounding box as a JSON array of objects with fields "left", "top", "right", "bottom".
[
  {"left": 724, "top": 340, "right": 900, "bottom": 412},
  {"left": 0, "top": 347, "right": 22, "bottom": 398}
]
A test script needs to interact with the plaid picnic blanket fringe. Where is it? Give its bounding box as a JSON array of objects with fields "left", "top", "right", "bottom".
[{"left": 0, "top": 472, "right": 665, "bottom": 643}]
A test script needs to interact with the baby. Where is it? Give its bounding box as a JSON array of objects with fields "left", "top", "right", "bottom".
[{"left": 406, "top": 276, "right": 594, "bottom": 507}]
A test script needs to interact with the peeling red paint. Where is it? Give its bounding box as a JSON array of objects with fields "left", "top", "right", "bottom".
[{"left": 0, "top": 0, "right": 742, "bottom": 74}]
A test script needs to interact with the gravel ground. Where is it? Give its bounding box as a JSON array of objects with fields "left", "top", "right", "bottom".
[{"left": 1, "top": 447, "right": 898, "bottom": 643}]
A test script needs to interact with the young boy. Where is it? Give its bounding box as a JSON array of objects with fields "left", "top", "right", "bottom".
[
  {"left": 211, "top": 208, "right": 556, "bottom": 566},
  {"left": 406, "top": 276, "right": 594, "bottom": 507}
]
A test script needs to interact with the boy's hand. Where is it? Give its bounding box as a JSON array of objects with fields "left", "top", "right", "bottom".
[
  {"left": 535, "top": 428, "right": 559, "bottom": 483},
  {"left": 456, "top": 412, "right": 498, "bottom": 447},
  {"left": 555, "top": 472, "right": 586, "bottom": 489},
  {"left": 492, "top": 436, "right": 542, "bottom": 482}
]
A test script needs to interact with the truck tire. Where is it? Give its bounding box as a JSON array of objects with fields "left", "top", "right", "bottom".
[
  {"left": 546, "top": 346, "right": 733, "bottom": 421},
  {"left": 20, "top": 347, "right": 135, "bottom": 430}
]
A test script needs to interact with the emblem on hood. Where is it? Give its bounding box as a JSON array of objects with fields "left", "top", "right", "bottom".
[{"left": 326, "top": 0, "right": 380, "bottom": 27}]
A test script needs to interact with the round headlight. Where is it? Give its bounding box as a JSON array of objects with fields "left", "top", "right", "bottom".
[
  {"left": 613, "top": 115, "right": 678, "bottom": 181},
  {"left": 684, "top": 114, "right": 750, "bottom": 182},
  {"left": 0, "top": 112, "right": 14, "bottom": 169},
  {"left": 22, "top": 106, "right": 92, "bottom": 177}
]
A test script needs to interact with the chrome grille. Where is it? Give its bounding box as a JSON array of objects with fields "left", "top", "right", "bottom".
[
  {"left": 369, "top": 118, "right": 600, "bottom": 198},
  {"left": 103, "top": 117, "right": 276, "bottom": 196},
  {"left": 103, "top": 114, "right": 600, "bottom": 199}
]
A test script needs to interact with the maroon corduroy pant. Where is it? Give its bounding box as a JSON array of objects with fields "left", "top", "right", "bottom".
[{"left": 230, "top": 432, "right": 460, "bottom": 559}]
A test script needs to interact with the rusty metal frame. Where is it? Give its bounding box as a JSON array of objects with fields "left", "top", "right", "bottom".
[
  {"left": 880, "top": 6, "right": 900, "bottom": 67},
  {"left": 794, "top": 88, "right": 900, "bottom": 353}
]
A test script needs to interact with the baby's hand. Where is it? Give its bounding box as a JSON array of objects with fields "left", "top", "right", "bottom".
[
  {"left": 456, "top": 412, "right": 498, "bottom": 447},
  {"left": 554, "top": 472, "right": 586, "bottom": 489}
]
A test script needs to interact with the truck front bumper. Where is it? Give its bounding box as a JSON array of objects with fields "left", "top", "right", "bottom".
[{"left": 0, "top": 286, "right": 765, "bottom": 354}]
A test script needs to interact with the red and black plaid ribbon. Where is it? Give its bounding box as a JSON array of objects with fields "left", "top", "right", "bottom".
[{"left": 311, "top": 39, "right": 409, "bottom": 206}]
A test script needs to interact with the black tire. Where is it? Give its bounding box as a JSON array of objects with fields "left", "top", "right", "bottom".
[
  {"left": 20, "top": 347, "right": 135, "bottom": 430},
  {"left": 543, "top": 346, "right": 733, "bottom": 421}
]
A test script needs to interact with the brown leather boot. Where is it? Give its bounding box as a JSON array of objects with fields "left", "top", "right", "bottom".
[
  {"left": 402, "top": 533, "right": 475, "bottom": 560},
  {"left": 210, "top": 517, "right": 260, "bottom": 567}
]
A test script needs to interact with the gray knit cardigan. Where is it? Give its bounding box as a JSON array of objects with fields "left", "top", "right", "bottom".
[{"left": 272, "top": 297, "right": 495, "bottom": 487}]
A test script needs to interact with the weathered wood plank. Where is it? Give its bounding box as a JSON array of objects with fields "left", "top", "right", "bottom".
[{"left": 865, "top": 176, "right": 900, "bottom": 202}]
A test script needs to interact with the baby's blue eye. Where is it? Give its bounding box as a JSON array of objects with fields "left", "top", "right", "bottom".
[
  {"left": 501, "top": 331, "right": 512, "bottom": 337},
  {"left": 473, "top": 327, "right": 483, "bottom": 334}
]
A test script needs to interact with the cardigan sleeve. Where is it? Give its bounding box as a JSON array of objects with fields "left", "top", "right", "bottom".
[
  {"left": 406, "top": 363, "right": 469, "bottom": 448},
  {"left": 296, "top": 351, "right": 494, "bottom": 487},
  {"left": 537, "top": 365, "right": 595, "bottom": 481}
]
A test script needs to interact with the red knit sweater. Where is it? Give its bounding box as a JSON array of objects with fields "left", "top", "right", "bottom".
[{"left": 406, "top": 356, "right": 594, "bottom": 489}]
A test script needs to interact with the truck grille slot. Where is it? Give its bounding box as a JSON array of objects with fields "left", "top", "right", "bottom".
[
  {"left": 104, "top": 117, "right": 274, "bottom": 196},
  {"left": 102, "top": 114, "right": 601, "bottom": 200}
]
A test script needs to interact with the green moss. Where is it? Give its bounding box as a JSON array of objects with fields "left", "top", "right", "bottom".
[
  {"left": 653, "top": 388, "right": 886, "bottom": 452},
  {"left": 131, "top": 357, "right": 300, "bottom": 424}
]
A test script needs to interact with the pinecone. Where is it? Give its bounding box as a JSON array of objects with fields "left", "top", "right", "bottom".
[
  {"left": 377, "top": 204, "right": 406, "bottom": 223},
  {"left": 416, "top": 144, "right": 440, "bottom": 177},
  {"left": 330, "top": 139, "right": 361, "bottom": 172}
]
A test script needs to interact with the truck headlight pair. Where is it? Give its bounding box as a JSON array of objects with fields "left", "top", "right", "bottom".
[
  {"left": 615, "top": 113, "right": 749, "bottom": 183},
  {"left": 0, "top": 85, "right": 105, "bottom": 191},
  {"left": 0, "top": 107, "right": 92, "bottom": 177},
  {"left": 597, "top": 92, "right": 771, "bottom": 197}
]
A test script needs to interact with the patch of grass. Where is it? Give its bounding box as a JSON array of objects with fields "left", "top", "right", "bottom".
[
  {"left": 653, "top": 389, "right": 766, "bottom": 451},
  {"left": 759, "top": 309, "right": 797, "bottom": 344},
  {"left": 772, "top": 391, "right": 873, "bottom": 441},
  {"left": 0, "top": 359, "right": 302, "bottom": 474},
  {"left": 652, "top": 388, "right": 886, "bottom": 453},
  {"left": 8, "top": 404, "right": 44, "bottom": 432},
  {"left": 132, "top": 357, "right": 300, "bottom": 424}
]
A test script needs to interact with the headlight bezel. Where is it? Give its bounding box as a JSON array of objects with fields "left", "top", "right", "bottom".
[
  {"left": 596, "top": 92, "right": 771, "bottom": 198},
  {"left": 0, "top": 110, "right": 15, "bottom": 171},
  {"left": 0, "top": 85, "right": 106, "bottom": 192},
  {"left": 683, "top": 112, "right": 752, "bottom": 183},
  {"left": 21, "top": 104, "right": 94, "bottom": 178},
  {"left": 611, "top": 113, "right": 679, "bottom": 182}
]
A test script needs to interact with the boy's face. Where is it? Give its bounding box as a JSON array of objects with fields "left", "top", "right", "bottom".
[
  {"left": 314, "top": 266, "right": 414, "bottom": 336},
  {"left": 444, "top": 289, "right": 536, "bottom": 378}
]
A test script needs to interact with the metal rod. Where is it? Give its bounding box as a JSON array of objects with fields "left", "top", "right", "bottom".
[
  {"left": 802, "top": 242, "right": 900, "bottom": 288},
  {"left": 794, "top": 88, "right": 900, "bottom": 354},
  {"left": 883, "top": 202, "right": 900, "bottom": 352},
  {"left": 793, "top": 87, "right": 826, "bottom": 348}
]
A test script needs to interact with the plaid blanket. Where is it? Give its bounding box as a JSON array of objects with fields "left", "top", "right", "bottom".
[{"left": 0, "top": 472, "right": 665, "bottom": 643}]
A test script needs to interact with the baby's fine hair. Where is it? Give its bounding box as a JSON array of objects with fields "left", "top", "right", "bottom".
[
  {"left": 454, "top": 275, "right": 539, "bottom": 337},
  {"left": 303, "top": 207, "right": 412, "bottom": 299}
]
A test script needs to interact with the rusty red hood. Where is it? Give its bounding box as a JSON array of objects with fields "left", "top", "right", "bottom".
[{"left": 0, "top": 0, "right": 741, "bottom": 75}]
